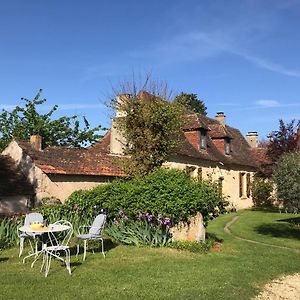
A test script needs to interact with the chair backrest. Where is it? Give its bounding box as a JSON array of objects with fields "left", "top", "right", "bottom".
[
  {"left": 89, "top": 214, "right": 106, "bottom": 236},
  {"left": 24, "top": 212, "right": 43, "bottom": 226},
  {"left": 50, "top": 220, "right": 73, "bottom": 247}
]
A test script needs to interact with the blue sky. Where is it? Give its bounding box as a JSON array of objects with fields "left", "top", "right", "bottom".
[{"left": 0, "top": 0, "right": 300, "bottom": 139}]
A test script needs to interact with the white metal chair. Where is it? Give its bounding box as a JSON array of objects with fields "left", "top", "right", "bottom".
[
  {"left": 42, "top": 220, "right": 73, "bottom": 277},
  {"left": 76, "top": 214, "right": 106, "bottom": 261},
  {"left": 18, "top": 212, "right": 44, "bottom": 257}
]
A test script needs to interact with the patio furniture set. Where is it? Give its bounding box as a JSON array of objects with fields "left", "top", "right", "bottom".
[{"left": 18, "top": 212, "right": 106, "bottom": 277}]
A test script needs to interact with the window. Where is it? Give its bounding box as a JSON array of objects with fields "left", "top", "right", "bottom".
[
  {"left": 239, "top": 172, "right": 251, "bottom": 198},
  {"left": 199, "top": 129, "right": 207, "bottom": 149},
  {"left": 225, "top": 138, "right": 231, "bottom": 155}
]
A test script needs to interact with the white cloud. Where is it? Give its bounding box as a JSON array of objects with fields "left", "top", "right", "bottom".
[{"left": 256, "top": 100, "right": 281, "bottom": 108}]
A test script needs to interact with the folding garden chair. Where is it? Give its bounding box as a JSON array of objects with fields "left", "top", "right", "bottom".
[{"left": 76, "top": 213, "right": 106, "bottom": 261}]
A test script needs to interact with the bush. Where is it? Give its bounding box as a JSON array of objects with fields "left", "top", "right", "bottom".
[
  {"left": 105, "top": 212, "right": 172, "bottom": 247},
  {"left": 65, "top": 168, "right": 224, "bottom": 225},
  {"left": 273, "top": 151, "right": 300, "bottom": 213},
  {"left": 168, "top": 240, "right": 219, "bottom": 254},
  {"left": 0, "top": 216, "right": 24, "bottom": 249},
  {"left": 251, "top": 177, "right": 274, "bottom": 207}
]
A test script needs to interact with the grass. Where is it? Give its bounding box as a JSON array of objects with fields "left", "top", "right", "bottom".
[{"left": 1, "top": 210, "right": 300, "bottom": 299}]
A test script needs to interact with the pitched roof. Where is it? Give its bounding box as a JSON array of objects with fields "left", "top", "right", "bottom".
[
  {"left": 176, "top": 113, "right": 257, "bottom": 168},
  {"left": 13, "top": 112, "right": 257, "bottom": 177},
  {"left": 16, "top": 133, "right": 125, "bottom": 177}
]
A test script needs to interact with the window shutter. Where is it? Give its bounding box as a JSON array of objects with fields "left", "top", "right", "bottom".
[
  {"left": 239, "top": 172, "right": 243, "bottom": 198},
  {"left": 197, "top": 168, "right": 202, "bottom": 181},
  {"left": 246, "top": 173, "right": 251, "bottom": 198}
]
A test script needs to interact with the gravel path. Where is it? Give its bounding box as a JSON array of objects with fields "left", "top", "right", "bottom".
[{"left": 253, "top": 273, "right": 300, "bottom": 300}]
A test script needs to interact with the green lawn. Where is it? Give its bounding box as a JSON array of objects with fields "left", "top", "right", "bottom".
[{"left": 1, "top": 210, "right": 300, "bottom": 300}]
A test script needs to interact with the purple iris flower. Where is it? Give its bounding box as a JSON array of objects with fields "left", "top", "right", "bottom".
[
  {"left": 146, "top": 212, "right": 153, "bottom": 222},
  {"left": 163, "top": 217, "right": 171, "bottom": 225},
  {"left": 113, "top": 218, "right": 119, "bottom": 225},
  {"left": 119, "top": 210, "right": 124, "bottom": 216}
]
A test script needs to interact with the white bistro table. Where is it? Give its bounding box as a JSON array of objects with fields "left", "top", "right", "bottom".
[{"left": 19, "top": 224, "right": 71, "bottom": 273}]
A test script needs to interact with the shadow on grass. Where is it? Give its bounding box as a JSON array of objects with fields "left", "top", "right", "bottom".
[
  {"left": 255, "top": 222, "right": 300, "bottom": 240},
  {"left": 278, "top": 217, "right": 300, "bottom": 226},
  {"left": 206, "top": 232, "right": 223, "bottom": 243},
  {"left": 71, "top": 238, "right": 117, "bottom": 257},
  {"left": 0, "top": 257, "right": 9, "bottom": 262}
]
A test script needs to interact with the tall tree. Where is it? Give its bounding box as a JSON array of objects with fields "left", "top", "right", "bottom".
[
  {"left": 266, "top": 119, "right": 299, "bottom": 162},
  {"left": 112, "top": 78, "right": 185, "bottom": 176},
  {"left": 0, "top": 89, "right": 103, "bottom": 151},
  {"left": 174, "top": 93, "right": 207, "bottom": 115}
]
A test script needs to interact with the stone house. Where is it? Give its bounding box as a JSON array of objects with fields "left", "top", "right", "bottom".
[{"left": 1, "top": 109, "right": 259, "bottom": 214}]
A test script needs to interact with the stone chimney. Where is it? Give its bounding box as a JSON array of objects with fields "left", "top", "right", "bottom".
[
  {"left": 30, "top": 135, "right": 42, "bottom": 151},
  {"left": 110, "top": 94, "right": 130, "bottom": 155},
  {"left": 115, "top": 94, "right": 130, "bottom": 117},
  {"left": 215, "top": 112, "right": 226, "bottom": 126},
  {"left": 246, "top": 131, "right": 258, "bottom": 148}
]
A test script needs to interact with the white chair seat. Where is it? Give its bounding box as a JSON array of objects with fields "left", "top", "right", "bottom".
[{"left": 76, "top": 214, "right": 106, "bottom": 261}]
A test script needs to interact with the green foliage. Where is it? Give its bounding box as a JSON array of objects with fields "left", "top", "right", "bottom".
[
  {"left": 0, "top": 89, "right": 103, "bottom": 151},
  {"left": 168, "top": 240, "right": 213, "bottom": 253},
  {"left": 251, "top": 177, "right": 274, "bottom": 207},
  {"left": 37, "top": 204, "right": 93, "bottom": 234},
  {"left": 105, "top": 219, "right": 172, "bottom": 247},
  {"left": 113, "top": 91, "right": 185, "bottom": 176},
  {"left": 0, "top": 216, "right": 24, "bottom": 249},
  {"left": 174, "top": 92, "right": 207, "bottom": 115},
  {"left": 266, "top": 119, "right": 299, "bottom": 165},
  {"left": 66, "top": 168, "right": 224, "bottom": 225},
  {"left": 273, "top": 151, "right": 300, "bottom": 213}
]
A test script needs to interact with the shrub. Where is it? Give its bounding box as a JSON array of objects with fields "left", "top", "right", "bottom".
[
  {"left": 273, "top": 151, "right": 300, "bottom": 213},
  {"left": 65, "top": 168, "right": 224, "bottom": 225},
  {"left": 168, "top": 240, "right": 217, "bottom": 254},
  {"left": 251, "top": 177, "right": 274, "bottom": 207},
  {"left": 0, "top": 216, "right": 24, "bottom": 249},
  {"left": 105, "top": 212, "right": 172, "bottom": 247}
]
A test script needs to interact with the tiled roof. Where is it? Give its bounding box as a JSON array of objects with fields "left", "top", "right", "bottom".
[
  {"left": 15, "top": 112, "right": 257, "bottom": 177},
  {"left": 176, "top": 113, "right": 257, "bottom": 168},
  {"left": 183, "top": 114, "right": 210, "bottom": 131},
  {"left": 16, "top": 132, "right": 125, "bottom": 177}
]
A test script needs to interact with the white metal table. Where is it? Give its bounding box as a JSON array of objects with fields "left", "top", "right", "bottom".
[{"left": 19, "top": 224, "right": 71, "bottom": 274}]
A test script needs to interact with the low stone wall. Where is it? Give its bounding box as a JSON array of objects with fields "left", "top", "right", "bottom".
[{"left": 170, "top": 212, "right": 206, "bottom": 242}]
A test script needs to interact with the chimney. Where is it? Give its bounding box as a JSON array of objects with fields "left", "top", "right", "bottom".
[
  {"left": 110, "top": 94, "right": 130, "bottom": 155},
  {"left": 246, "top": 131, "right": 258, "bottom": 148},
  {"left": 115, "top": 94, "right": 130, "bottom": 117},
  {"left": 30, "top": 135, "right": 42, "bottom": 151},
  {"left": 215, "top": 112, "right": 226, "bottom": 126}
]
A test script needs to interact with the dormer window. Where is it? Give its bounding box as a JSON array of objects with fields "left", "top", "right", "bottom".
[
  {"left": 224, "top": 138, "right": 231, "bottom": 155},
  {"left": 199, "top": 129, "right": 207, "bottom": 149}
]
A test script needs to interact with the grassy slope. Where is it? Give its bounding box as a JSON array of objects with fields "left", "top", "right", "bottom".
[
  {"left": 0, "top": 211, "right": 300, "bottom": 300},
  {"left": 228, "top": 209, "right": 300, "bottom": 249}
]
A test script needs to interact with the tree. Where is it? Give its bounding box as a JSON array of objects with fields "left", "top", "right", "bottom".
[
  {"left": 273, "top": 151, "right": 300, "bottom": 213},
  {"left": 267, "top": 119, "right": 299, "bottom": 162},
  {"left": 111, "top": 78, "right": 185, "bottom": 176},
  {"left": 174, "top": 92, "right": 207, "bottom": 115},
  {"left": 0, "top": 89, "right": 103, "bottom": 151}
]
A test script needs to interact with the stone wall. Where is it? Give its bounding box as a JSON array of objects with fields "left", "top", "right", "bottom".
[
  {"left": 164, "top": 157, "right": 255, "bottom": 209},
  {"left": 170, "top": 212, "right": 206, "bottom": 242}
]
